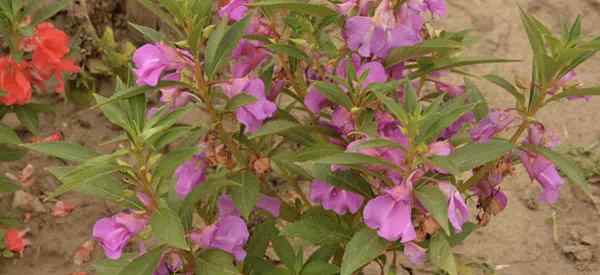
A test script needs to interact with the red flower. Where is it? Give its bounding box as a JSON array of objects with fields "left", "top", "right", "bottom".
[
  {"left": 0, "top": 57, "right": 32, "bottom": 106},
  {"left": 3, "top": 229, "right": 28, "bottom": 253},
  {"left": 28, "top": 22, "right": 79, "bottom": 92}
]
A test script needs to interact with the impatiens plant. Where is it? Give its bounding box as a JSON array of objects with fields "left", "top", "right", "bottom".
[
  {"left": 0, "top": 0, "right": 79, "bottom": 161},
  {"left": 24, "top": 0, "right": 600, "bottom": 274}
]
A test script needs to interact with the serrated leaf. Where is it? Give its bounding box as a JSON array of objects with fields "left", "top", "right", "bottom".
[
  {"left": 464, "top": 78, "right": 489, "bottom": 120},
  {"left": 32, "top": 0, "right": 72, "bottom": 25},
  {"left": 151, "top": 206, "right": 189, "bottom": 250},
  {"left": 0, "top": 123, "right": 21, "bottom": 144},
  {"left": 227, "top": 93, "right": 257, "bottom": 111},
  {"left": 546, "top": 86, "right": 600, "bottom": 103},
  {"left": 129, "top": 22, "right": 165, "bottom": 42},
  {"left": 248, "top": 1, "right": 337, "bottom": 17},
  {"left": 15, "top": 106, "right": 39, "bottom": 134},
  {"left": 483, "top": 74, "right": 525, "bottom": 106},
  {"left": 249, "top": 119, "right": 300, "bottom": 139},
  {"left": 415, "top": 185, "right": 451, "bottom": 235},
  {"left": 273, "top": 236, "right": 300, "bottom": 273},
  {"left": 266, "top": 43, "right": 309, "bottom": 60},
  {"left": 282, "top": 208, "right": 352, "bottom": 245},
  {"left": 448, "top": 140, "right": 514, "bottom": 171},
  {"left": 429, "top": 233, "right": 458, "bottom": 275},
  {"left": 196, "top": 249, "right": 243, "bottom": 275},
  {"left": 246, "top": 219, "right": 278, "bottom": 257},
  {"left": 23, "top": 142, "right": 100, "bottom": 162},
  {"left": 312, "top": 152, "right": 396, "bottom": 168},
  {"left": 118, "top": 247, "right": 163, "bottom": 275},
  {"left": 230, "top": 172, "right": 261, "bottom": 219},
  {"left": 314, "top": 81, "right": 353, "bottom": 110},
  {"left": 94, "top": 254, "right": 134, "bottom": 275},
  {"left": 301, "top": 261, "right": 339, "bottom": 275},
  {"left": 340, "top": 228, "right": 388, "bottom": 275},
  {"left": 205, "top": 15, "right": 252, "bottom": 76},
  {"left": 374, "top": 93, "right": 409, "bottom": 123}
]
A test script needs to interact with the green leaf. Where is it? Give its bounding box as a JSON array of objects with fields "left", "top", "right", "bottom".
[
  {"left": 349, "top": 138, "right": 404, "bottom": 150},
  {"left": 0, "top": 175, "right": 19, "bottom": 193},
  {"left": 93, "top": 94, "right": 132, "bottom": 131},
  {"left": 314, "top": 81, "right": 353, "bottom": 111},
  {"left": 265, "top": 43, "right": 309, "bottom": 60},
  {"left": 524, "top": 145, "right": 591, "bottom": 194},
  {"left": 205, "top": 19, "right": 228, "bottom": 75},
  {"left": 93, "top": 81, "right": 185, "bottom": 109},
  {"left": 282, "top": 208, "right": 352, "bottom": 245},
  {"left": 246, "top": 219, "right": 278, "bottom": 257},
  {"left": 181, "top": 174, "right": 238, "bottom": 211},
  {"left": 410, "top": 57, "right": 520, "bottom": 78},
  {"left": 448, "top": 222, "right": 477, "bottom": 246},
  {"left": 248, "top": 1, "right": 338, "bottom": 17},
  {"left": 32, "top": 0, "right": 72, "bottom": 25},
  {"left": 134, "top": 0, "right": 185, "bottom": 39},
  {"left": 374, "top": 93, "right": 409, "bottom": 123},
  {"left": 384, "top": 38, "right": 463, "bottom": 68},
  {"left": 23, "top": 142, "right": 100, "bottom": 162},
  {"left": 153, "top": 147, "right": 200, "bottom": 179},
  {"left": 429, "top": 232, "right": 458, "bottom": 275},
  {"left": 309, "top": 164, "right": 374, "bottom": 198},
  {"left": 483, "top": 74, "right": 526, "bottom": 106},
  {"left": 151, "top": 206, "right": 189, "bottom": 250},
  {"left": 273, "top": 236, "right": 300, "bottom": 273},
  {"left": 196, "top": 249, "right": 243, "bottom": 275},
  {"left": 95, "top": 254, "right": 134, "bottom": 275},
  {"left": 404, "top": 81, "right": 418, "bottom": 114},
  {"left": 301, "top": 261, "right": 340, "bottom": 275},
  {"left": 118, "top": 246, "right": 163, "bottom": 275},
  {"left": 205, "top": 15, "right": 252, "bottom": 76},
  {"left": 0, "top": 123, "right": 21, "bottom": 144},
  {"left": 249, "top": 119, "right": 300, "bottom": 139},
  {"left": 415, "top": 185, "right": 451, "bottom": 235},
  {"left": 312, "top": 152, "right": 395, "bottom": 168},
  {"left": 15, "top": 106, "right": 39, "bottom": 134},
  {"left": 547, "top": 86, "right": 600, "bottom": 103},
  {"left": 129, "top": 22, "right": 165, "bottom": 42},
  {"left": 227, "top": 93, "right": 257, "bottom": 111},
  {"left": 417, "top": 101, "right": 477, "bottom": 144},
  {"left": 340, "top": 228, "right": 388, "bottom": 275},
  {"left": 447, "top": 140, "right": 514, "bottom": 171},
  {"left": 230, "top": 172, "right": 261, "bottom": 219},
  {"left": 49, "top": 163, "right": 120, "bottom": 199},
  {"left": 0, "top": 145, "right": 26, "bottom": 161},
  {"left": 464, "top": 78, "right": 489, "bottom": 120}
]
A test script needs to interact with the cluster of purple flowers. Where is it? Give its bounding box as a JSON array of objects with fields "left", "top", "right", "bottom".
[{"left": 90, "top": 0, "right": 585, "bottom": 270}]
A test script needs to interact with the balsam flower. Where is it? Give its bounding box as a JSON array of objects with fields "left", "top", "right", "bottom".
[
  {"left": 470, "top": 110, "right": 516, "bottom": 143},
  {"left": 0, "top": 57, "right": 32, "bottom": 106},
  {"left": 345, "top": 0, "right": 423, "bottom": 58},
  {"left": 441, "top": 112, "right": 475, "bottom": 139},
  {"left": 219, "top": 0, "right": 249, "bottom": 21},
  {"left": 218, "top": 194, "right": 281, "bottom": 218},
  {"left": 133, "top": 43, "right": 189, "bottom": 87},
  {"left": 175, "top": 153, "right": 207, "bottom": 198},
  {"left": 435, "top": 82, "right": 465, "bottom": 97},
  {"left": 404, "top": 242, "right": 426, "bottom": 265},
  {"left": 231, "top": 40, "right": 269, "bottom": 78},
  {"left": 309, "top": 180, "right": 364, "bottom": 215},
  {"left": 190, "top": 215, "right": 249, "bottom": 262},
  {"left": 3, "top": 229, "right": 30, "bottom": 253},
  {"left": 437, "top": 182, "right": 469, "bottom": 232},
  {"left": 92, "top": 212, "right": 148, "bottom": 259},
  {"left": 363, "top": 181, "right": 416, "bottom": 242},
  {"left": 221, "top": 77, "right": 277, "bottom": 133},
  {"left": 154, "top": 252, "right": 184, "bottom": 275}
]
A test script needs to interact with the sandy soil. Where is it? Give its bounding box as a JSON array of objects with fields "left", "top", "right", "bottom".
[{"left": 1, "top": 0, "right": 600, "bottom": 274}]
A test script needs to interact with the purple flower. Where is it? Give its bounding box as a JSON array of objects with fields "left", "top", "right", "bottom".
[
  {"left": 470, "top": 110, "right": 516, "bottom": 143},
  {"left": 363, "top": 182, "right": 416, "bottom": 242},
  {"left": 345, "top": 0, "right": 423, "bottom": 58},
  {"left": 435, "top": 82, "right": 465, "bottom": 97},
  {"left": 424, "top": 0, "right": 447, "bottom": 16},
  {"left": 92, "top": 212, "right": 148, "bottom": 259},
  {"left": 441, "top": 112, "right": 475, "bottom": 140},
  {"left": 219, "top": 0, "right": 249, "bottom": 21},
  {"left": 305, "top": 86, "right": 331, "bottom": 114},
  {"left": 357, "top": 61, "right": 388, "bottom": 88},
  {"left": 231, "top": 40, "right": 269, "bottom": 78},
  {"left": 221, "top": 77, "right": 277, "bottom": 133},
  {"left": 309, "top": 180, "right": 364, "bottom": 215},
  {"left": 337, "top": 0, "right": 375, "bottom": 16},
  {"left": 330, "top": 107, "right": 355, "bottom": 135},
  {"left": 190, "top": 215, "right": 249, "bottom": 262},
  {"left": 133, "top": 43, "right": 189, "bottom": 87},
  {"left": 154, "top": 252, "right": 184, "bottom": 275},
  {"left": 404, "top": 242, "right": 426, "bottom": 266},
  {"left": 376, "top": 112, "right": 408, "bottom": 146},
  {"left": 428, "top": 141, "right": 452, "bottom": 156},
  {"left": 525, "top": 123, "right": 560, "bottom": 149},
  {"left": 175, "top": 153, "right": 207, "bottom": 199},
  {"left": 520, "top": 153, "right": 564, "bottom": 204},
  {"left": 438, "top": 182, "right": 469, "bottom": 232}
]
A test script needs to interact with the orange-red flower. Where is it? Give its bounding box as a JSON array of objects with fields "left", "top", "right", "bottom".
[
  {"left": 3, "top": 229, "right": 29, "bottom": 253},
  {"left": 0, "top": 57, "right": 32, "bottom": 106}
]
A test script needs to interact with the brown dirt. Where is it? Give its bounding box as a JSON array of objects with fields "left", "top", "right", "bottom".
[{"left": 1, "top": 0, "right": 600, "bottom": 274}]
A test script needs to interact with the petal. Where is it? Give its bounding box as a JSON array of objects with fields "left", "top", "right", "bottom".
[{"left": 256, "top": 195, "right": 281, "bottom": 217}]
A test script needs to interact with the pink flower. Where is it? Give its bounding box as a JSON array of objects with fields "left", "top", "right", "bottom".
[
  {"left": 92, "top": 212, "right": 148, "bottom": 259},
  {"left": 132, "top": 43, "right": 191, "bottom": 87},
  {"left": 435, "top": 82, "right": 465, "bottom": 97},
  {"left": 470, "top": 110, "right": 516, "bottom": 143},
  {"left": 363, "top": 182, "right": 416, "bottom": 242},
  {"left": 437, "top": 182, "right": 469, "bottom": 232},
  {"left": 404, "top": 242, "right": 426, "bottom": 265},
  {"left": 218, "top": 194, "right": 281, "bottom": 218},
  {"left": 219, "top": 0, "right": 249, "bottom": 21},
  {"left": 345, "top": 0, "right": 423, "bottom": 58},
  {"left": 231, "top": 40, "right": 269, "bottom": 78},
  {"left": 309, "top": 180, "right": 364, "bottom": 215},
  {"left": 175, "top": 153, "right": 207, "bottom": 199},
  {"left": 221, "top": 77, "right": 277, "bottom": 133},
  {"left": 190, "top": 216, "right": 249, "bottom": 262}
]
